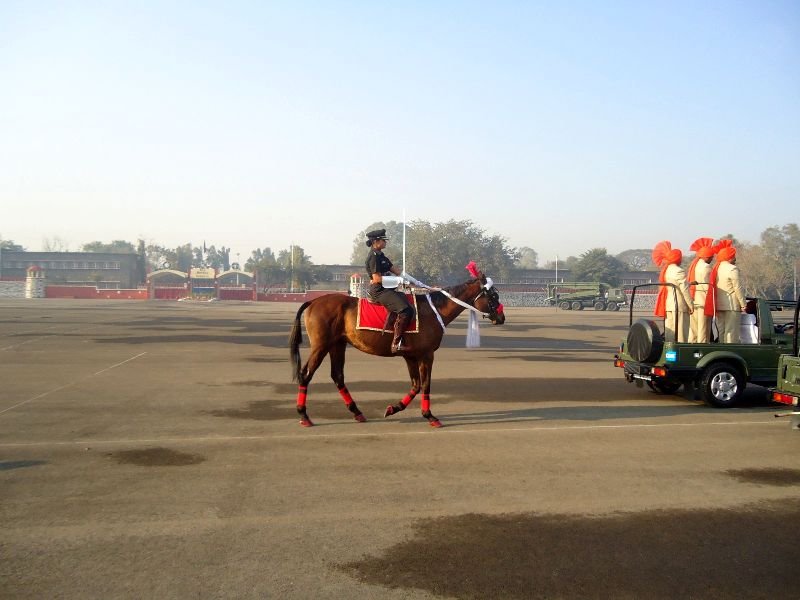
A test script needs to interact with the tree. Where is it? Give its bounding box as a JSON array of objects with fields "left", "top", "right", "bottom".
[
  {"left": 739, "top": 224, "right": 800, "bottom": 299},
  {"left": 246, "top": 247, "right": 285, "bottom": 288},
  {"left": 352, "top": 219, "right": 517, "bottom": 284},
  {"left": 0, "top": 236, "right": 24, "bottom": 251},
  {"left": 737, "top": 243, "right": 785, "bottom": 298},
  {"left": 82, "top": 240, "right": 136, "bottom": 253},
  {"left": 570, "top": 248, "right": 626, "bottom": 285},
  {"left": 542, "top": 256, "right": 578, "bottom": 271},
  {"left": 616, "top": 249, "right": 655, "bottom": 271},
  {"left": 42, "top": 236, "right": 69, "bottom": 251},
  {"left": 278, "top": 246, "right": 315, "bottom": 290},
  {"left": 205, "top": 246, "right": 231, "bottom": 271},
  {"left": 515, "top": 247, "right": 539, "bottom": 269},
  {"left": 349, "top": 221, "right": 406, "bottom": 266}
]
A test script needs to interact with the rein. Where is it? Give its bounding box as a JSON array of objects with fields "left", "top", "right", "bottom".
[
  {"left": 439, "top": 288, "right": 490, "bottom": 318},
  {"left": 399, "top": 272, "right": 494, "bottom": 329}
]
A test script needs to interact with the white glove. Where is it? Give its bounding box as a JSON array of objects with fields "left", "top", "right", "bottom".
[{"left": 381, "top": 275, "right": 402, "bottom": 289}]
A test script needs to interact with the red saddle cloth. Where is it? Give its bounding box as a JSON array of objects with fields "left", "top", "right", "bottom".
[{"left": 356, "top": 295, "right": 419, "bottom": 333}]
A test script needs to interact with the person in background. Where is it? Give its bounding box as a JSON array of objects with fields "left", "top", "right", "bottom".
[
  {"left": 364, "top": 228, "right": 415, "bottom": 353},
  {"left": 687, "top": 237, "right": 717, "bottom": 343},
  {"left": 652, "top": 240, "right": 693, "bottom": 342},
  {"left": 705, "top": 240, "right": 746, "bottom": 343}
]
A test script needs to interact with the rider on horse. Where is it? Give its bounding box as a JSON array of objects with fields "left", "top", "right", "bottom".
[{"left": 364, "top": 228, "right": 415, "bottom": 353}]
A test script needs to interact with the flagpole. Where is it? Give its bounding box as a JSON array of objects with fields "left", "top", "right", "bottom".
[{"left": 402, "top": 209, "right": 407, "bottom": 273}]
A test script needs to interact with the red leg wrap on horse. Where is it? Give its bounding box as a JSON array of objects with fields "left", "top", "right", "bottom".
[
  {"left": 338, "top": 387, "right": 354, "bottom": 406},
  {"left": 401, "top": 389, "right": 417, "bottom": 407},
  {"left": 297, "top": 386, "right": 308, "bottom": 407},
  {"left": 421, "top": 395, "right": 430, "bottom": 413}
]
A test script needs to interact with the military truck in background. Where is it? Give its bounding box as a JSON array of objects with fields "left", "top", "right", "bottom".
[
  {"left": 771, "top": 298, "right": 800, "bottom": 430},
  {"left": 547, "top": 282, "right": 627, "bottom": 311}
]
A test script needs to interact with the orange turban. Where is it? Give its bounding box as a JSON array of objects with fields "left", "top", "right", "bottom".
[
  {"left": 652, "top": 241, "right": 683, "bottom": 317},
  {"left": 688, "top": 237, "right": 716, "bottom": 299},
  {"left": 717, "top": 246, "right": 736, "bottom": 262},
  {"left": 691, "top": 237, "right": 716, "bottom": 259}
]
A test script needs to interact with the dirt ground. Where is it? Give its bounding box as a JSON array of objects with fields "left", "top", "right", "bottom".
[{"left": 1, "top": 299, "right": 797, "bottom": 599}]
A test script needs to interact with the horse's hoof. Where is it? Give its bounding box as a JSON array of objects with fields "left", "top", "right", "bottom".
[
  {"left": 299, "top": 418, "right": 314, "bottom": 427},
  {"left": 384, "top": 405, "right": 395, "bottom": 418},
  {"left": 354, "top": 413, "right": 367, "bottom": 423},
  {"left": 429, "top": 419, "right": 442, "bottom": 428}
]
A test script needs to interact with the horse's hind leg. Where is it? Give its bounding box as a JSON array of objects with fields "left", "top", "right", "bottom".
[
  {"left": 296, "top": 347, "right": 328, "bottom": 427},
  {"left": 330, "top": 341, "right": 366, "bottom": 423},
  {"left": 384, "top": 356, "right": 421, "bottom": 418}
]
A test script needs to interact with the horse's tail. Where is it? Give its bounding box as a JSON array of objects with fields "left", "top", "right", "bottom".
[{"left": 289, "top": 301, "right": 313, "bottom": 383}]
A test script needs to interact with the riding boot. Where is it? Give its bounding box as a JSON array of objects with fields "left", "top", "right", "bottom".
[{"left": 391, "top": 312, "right": 410, "bottom": 353}]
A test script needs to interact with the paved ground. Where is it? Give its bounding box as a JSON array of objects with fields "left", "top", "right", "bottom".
[{"left": 1, "top": 299, "right": 798, "bottom": 599}]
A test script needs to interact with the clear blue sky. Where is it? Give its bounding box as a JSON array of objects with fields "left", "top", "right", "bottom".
[{"left": 1, "top": 1, "right": 798, "bottom": 267}]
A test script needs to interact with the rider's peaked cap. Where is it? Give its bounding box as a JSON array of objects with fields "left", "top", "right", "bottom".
[{"left": 365, "top": 229, "right": 388, "bottom": 240}]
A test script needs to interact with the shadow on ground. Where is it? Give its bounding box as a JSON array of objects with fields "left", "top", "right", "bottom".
[{"left": 340, "top": 498, "right": 800, "bottom": 599}]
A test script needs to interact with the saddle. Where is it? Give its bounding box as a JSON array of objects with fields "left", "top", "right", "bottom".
[{"left": 356, "top": 295, "right": 419, "bottom": 333}]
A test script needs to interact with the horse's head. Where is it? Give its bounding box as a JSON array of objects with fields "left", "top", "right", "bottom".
[{"left": 473, "top": 273, "right": 505, "bottom": 325}]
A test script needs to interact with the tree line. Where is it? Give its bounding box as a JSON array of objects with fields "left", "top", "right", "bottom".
[{"left": 1, "top": 222, "right": 798, "bottom": 298}]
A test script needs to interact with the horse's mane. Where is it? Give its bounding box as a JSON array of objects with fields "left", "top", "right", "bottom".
[{"left": 425, "top": 279, "right": 479, "bottom": 308}]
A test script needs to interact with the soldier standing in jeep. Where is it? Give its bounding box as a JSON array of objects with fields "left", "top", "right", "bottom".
[
  {"left": 652, "top": 241, "right": 693, "bottom": 342},
  {"left": 687, "top": 237, "right": 717, "bottom": 343},
  {"left": 705, "top": 240, "right": 746, "bottom": 343}
]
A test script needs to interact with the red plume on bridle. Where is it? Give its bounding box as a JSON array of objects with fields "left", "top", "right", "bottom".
[{"left": 465, "top": 261, "right": 481, "bottom": 279}]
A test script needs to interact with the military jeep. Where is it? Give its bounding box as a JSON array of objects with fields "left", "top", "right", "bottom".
[{"left": 613, "top": 283, "right": 796, "bottom": 407}]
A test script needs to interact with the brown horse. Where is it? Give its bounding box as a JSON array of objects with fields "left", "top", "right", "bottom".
[{"left": 289, "top": 270, "right": 505, "bottom": 427}]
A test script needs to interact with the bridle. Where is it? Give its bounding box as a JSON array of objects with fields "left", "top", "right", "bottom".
[{"left": 472, "top": 278, "right": 503, "bottom": 321}]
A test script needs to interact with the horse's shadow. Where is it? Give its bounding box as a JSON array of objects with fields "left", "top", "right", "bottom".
[{"left": 387, "top": 395, "right": 776, "bottom": 428}]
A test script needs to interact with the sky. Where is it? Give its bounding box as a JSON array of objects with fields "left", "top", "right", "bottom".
[{"left": 1, "top": 1, "right": 798, "bottom": 267}]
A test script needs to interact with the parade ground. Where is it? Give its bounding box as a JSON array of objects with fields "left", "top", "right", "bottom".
[{"left": 1, "top": 299, "right": 798, "bottom": 599}]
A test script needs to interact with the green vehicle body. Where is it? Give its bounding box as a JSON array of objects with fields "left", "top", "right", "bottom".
[
  {"left": 547, "top": 282, "right": 627, "bottom": 311},
  {"left": 614, "top": 283, "right": 796, "bottom": 407},
  {"left": 771, "top": 299, "right": 800, "bottom": 430}
]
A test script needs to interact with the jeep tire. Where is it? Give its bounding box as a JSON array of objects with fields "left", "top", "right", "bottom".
[
  {"left": 626, "top": 319, "right": 664, "bottom": 363},
  {"left": 700, "top": 362, "right": 745, "bottom": 408}
]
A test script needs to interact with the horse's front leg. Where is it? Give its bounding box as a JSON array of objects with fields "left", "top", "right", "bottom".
[
  {"left": 419, "top": 353, "right": 441, "bottom": 428},
  {"left": 384, "top": 356, "right": 421, "bottom": 418},
  {"left": 330, "top": 341, "right": 366, "bottom": 423}
]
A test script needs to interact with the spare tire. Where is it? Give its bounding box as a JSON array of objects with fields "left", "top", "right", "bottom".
[{"left": 627, "top": 319, "right": 664, "bottom": 363}]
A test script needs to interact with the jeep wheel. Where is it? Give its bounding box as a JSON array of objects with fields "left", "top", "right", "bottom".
[
  {"left": 593, "top": 301, "right": 606, "bottom": 311},
  {"left": 700, "top": 362, "right": 745, "bottom": 408},
  {"left": 626, "top": 319, "right": 664, "bottom": 363},
  {"left": 559, "top": 301, "right": 571, "bottom": 310},
  {"left": 571, "top": 301, "right": 583, "bottom": 311}
]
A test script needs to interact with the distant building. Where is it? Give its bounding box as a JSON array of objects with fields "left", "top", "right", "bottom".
[{"left": 0, "top": 250, "right": 144, "bottom": 289}]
